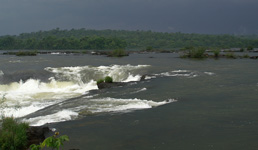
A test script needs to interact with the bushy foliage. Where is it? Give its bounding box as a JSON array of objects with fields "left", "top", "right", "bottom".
[
  {"left": 104, "top": 76, "right": 113, "bottom": 83},
  {"left": 181, "top": 47, "right": 206, "bottom": 58},
  {"left": 145, "top": 46, "right": 153, "bottom": 51},
  {"left": 0, "top": 28, "right": 258, "bottom": 50},
  {"left": 242, "top": 54, "right": 250, "bottom": 58},
  {"left": 30, "top": 132, "right": 69, "bottom": 150},
  {"left": 0, "top": 35, "right": 127, "bottom": 50},
  {"left": 110, "top": 49, "right": 128, "bottom": 57},
  {"left": 225, "top": 52, "right": 237, "bottom": 59},
  {"left": 213, "top": 49, "right": 220, "bottom": 58},
  {"left": 97, "top": 79, "right": 104, "bottom": 84},
  {"left": 247, "top": 45, "right": 254, "bottom": 50},
  {"left": 0, "top": 117, "right": 29, "bottom": 150},
  {"left": 16, "top": 51, "right": 37, "bottom": 56}
]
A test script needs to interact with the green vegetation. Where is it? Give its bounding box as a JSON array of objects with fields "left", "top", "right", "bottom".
[
  {"left": 3, "top": 51, "right": 38, "bottom": 56},
  {"left": 16, "top": 51, "right": 37, "bottom": 56},
  {"left": 97, "top": 76, "right": 113, "bottom": 84},
  {"left": 247, "top": 45, "right": 254, "bottom": 50},
  {"left": 0, "top": 117, "right": 29, "bottom": 150},
  {"left": 104, "top": 76, "right": 113, "bottom": 83},
  {"left": 242, "top": 54, "right": 250, "bottom": 58},
  {"left": 0, "top": 28, "right": 258, "bottom": 50},
  {"left": 213, "top": 49, "right": 220, "bottom": 58},
  {"left": 97, "top": 79, "right": 104, "bottom": 84},
  {"left": 0, "top": 34, "right": 126, "bottom": 50},
  {"left": 225, "top": 52, "right": 237, "bottom": 59},
  {"left": 30, "top": 132, "right": 69, "bottom": 150},
  {"left": 145, "top": 46, "right": 153, "bottom": 51},
  {"left": 181, "top": 47, "right": 207, "bottom": 58},
  {"left": 110, "top": 49, "right": 128, "bottom": 57}
]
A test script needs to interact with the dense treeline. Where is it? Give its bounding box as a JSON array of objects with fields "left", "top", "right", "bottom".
[
  {"left": 0, "top": 28, "right": 258, "bottom": 50},
  {"left": 0, "top": 35, "right": 127, "bottom": 50}
]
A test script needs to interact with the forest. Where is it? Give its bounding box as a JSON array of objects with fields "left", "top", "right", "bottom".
[{"left": 0, "top": 28, "right": 258, "bottom": 50}]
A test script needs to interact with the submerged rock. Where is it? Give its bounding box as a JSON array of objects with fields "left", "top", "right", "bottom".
[
  {"left": 79, "top": 110, "right": 94, "bottom": 116},
  {"left": 26, "top": 126, "right": 50, "bottom": 146}
]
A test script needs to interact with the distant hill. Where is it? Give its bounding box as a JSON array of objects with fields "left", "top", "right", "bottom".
[{"left": 0, "top": 28, "right": 258, "bottom": 50}]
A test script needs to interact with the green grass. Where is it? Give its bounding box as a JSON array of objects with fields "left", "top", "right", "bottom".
[{"left": 0, "top": 117, "right": 29, "bottom": 150}]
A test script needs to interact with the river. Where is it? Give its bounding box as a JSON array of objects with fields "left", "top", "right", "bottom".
[{"left": 0, "top": 52, "right": 258, "bottom": 150}]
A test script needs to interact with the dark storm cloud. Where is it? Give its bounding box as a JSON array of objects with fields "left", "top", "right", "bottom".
[{"left": 0, "top": 0, "right": 258, "bottom": 35}]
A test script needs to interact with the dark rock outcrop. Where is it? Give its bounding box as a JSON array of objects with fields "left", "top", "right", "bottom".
[
  {"left": 97, "top": 82, "right": 126, "bottom": 89},
  {"left": 140, "top": 75, "right": 146, "bottom": 81},
  {"left": 97, "top": 75, "right": 147, "bottom": 89},
  {"left": 26, "top": 126, "right": 50, "bottom": 146},
  {"left": 250, "top": 56, "right": 258, "bottom": 59}
]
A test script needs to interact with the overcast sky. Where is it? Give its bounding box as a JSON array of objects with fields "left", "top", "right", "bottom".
[{"left": 0, "top": 0, "right": 258, "bottom": 35}]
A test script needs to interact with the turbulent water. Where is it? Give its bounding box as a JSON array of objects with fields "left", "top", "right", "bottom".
[
  {"left": 1, "top": 52, "right": 258, "bottom": 150},
  {"left": 0, "top": 63, "right": 175, "bottom": 126}
]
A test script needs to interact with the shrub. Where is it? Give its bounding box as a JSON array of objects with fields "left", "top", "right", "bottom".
[
  {"left": 16, "top": 51, "right": 37, "bottom": 56},
  {"left": 247, "top": 46, "right": 254, "bottom": 51},
  {"left": 30, "top": 132, "right": 69, "bottom": 150},
  {"left": 146, "top": 46, "right": 153, "bottom": 51},
  {"left": 240, "top": 48, "right": 244, "bottom": 52},
  {"left": 225, "top": 52, "right": 237, "bottom": 59},
  {"left": 242, "top": 54, "right": 250, "bottom": 58},
  {"left": 213, "top": 49, "right": 220, "bottom": 58},
  {"left": 110, "top": 49, "right": 128, "bottom": 57},
  {"left": 181, "top": 47, "right": 206, "bottom": 58},
  {"left": 104, "top": 76, "right": 113, "bottom": 83},
  {"left": 0, "top": 117, "right": 29, "bottom": 150},
  {"left": 97, "top": 79, "right": 104, "bottom": 84}
]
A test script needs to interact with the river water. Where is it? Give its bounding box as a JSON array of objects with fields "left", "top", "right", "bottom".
[{"left": 0, "top": 52, "right": 258, "bottom": 150}]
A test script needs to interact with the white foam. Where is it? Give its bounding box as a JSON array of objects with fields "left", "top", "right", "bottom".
[
  {"left": 22, "top": 98, "right": 175, "bottom": 126},
  {"left": 1, "top": 64, "right": 166, "bottom": 126},
  {"left": 0, "top": 103, "right": 50, "bottom": 118},
  {"left": 46, "top": 64, "right": 150, "bottom": 83},
  {"left": 85, "top": 97, "right": 176, "bottom": 113},
  {"left": 131, "top": 88, "right": 147, "bottom": 94},
  {"left": 0, "top": 79, "right": 97, "bottom": 102},
  {"left": 0, "top": 70, "right": 3, "bottom": 76},
  {"left": 122, "top": 74, "right": 142, "bottom": 82},
  {"left": 0, "top": 78, "right": 98, "bottom": 118},
  {"left": 204, "top": 72, "right": 215, "bottom": 76},
  {"left": 9, "top": 60, "right": 22, "bottom": 63},
  {"left": 24, "top": 110, "right": 78, "bottom": 126},
  {"left": 172, "top": 70, "right": 189, "bottom": 73},
  {"left": 158, "top": 72, "right": 196, "bottom": 77},
  {"left": 51, "top": 52, "right": 60, "bottom": 55},
  {"left": 153, "top": 70, "right": 200, "bottom": 78},
  {"left": 145, "top": 76, "right": 156, "bottom": 80}
]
